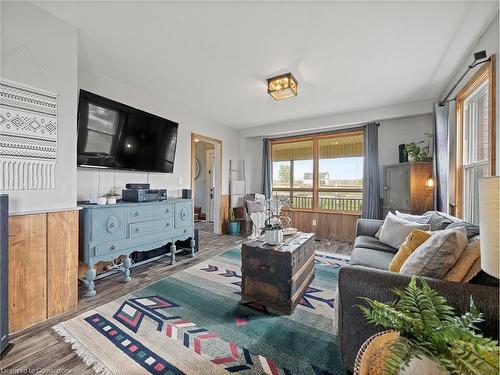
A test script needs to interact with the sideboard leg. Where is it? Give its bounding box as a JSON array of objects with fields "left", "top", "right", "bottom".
[
  {"left": 189, "top": 238, "right": 196, "bottom": 258},
  {"left": 170, "top": 243, "right": 176, "bottom": 265},
  {"left": 86, "top": 266, "right": 96, "bottom": 297},
  {"left": 123, "top": 254, "right": 131, "bottom": 282}
]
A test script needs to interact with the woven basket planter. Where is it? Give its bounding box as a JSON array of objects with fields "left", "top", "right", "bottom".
[{"left": 353, "top": 330, "right": 446, "bottom": 375}]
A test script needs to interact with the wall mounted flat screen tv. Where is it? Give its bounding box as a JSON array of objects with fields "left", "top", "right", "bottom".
[{"left": 77, "top": 90, "right": 178, "bottom": 173}]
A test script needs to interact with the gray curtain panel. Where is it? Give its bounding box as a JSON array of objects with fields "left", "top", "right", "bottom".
[
  {"left": 261, "top": 138, "right": 272, "bottom": 199},
  {"left": 433, "top": 102, "right": 449, "bottom": 212},
  {"left": 362, "top": 123, "right": 381, "bottom": 219}
]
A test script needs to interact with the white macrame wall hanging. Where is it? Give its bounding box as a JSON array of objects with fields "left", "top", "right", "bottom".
[{"left": 0, "top": 79, "right": 57, "bottom": 190}]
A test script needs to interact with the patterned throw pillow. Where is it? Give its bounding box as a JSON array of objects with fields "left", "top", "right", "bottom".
[
  {"left": 389, "top": 229, "right": 432, "bottom": 272},
  {"left": 246, "top": 200, "right": 265, "bottom": 214},
  {"left": 400, "top": 226, "right": 468, "bottom": 279}
]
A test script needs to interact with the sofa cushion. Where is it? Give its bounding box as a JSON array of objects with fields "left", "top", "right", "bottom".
[
  {"left": 389, "top": 229, "right": 432, "bottom": 273},
  {"left": 424, "top": 211, "right": 457, "bottom": 231},
  {"left": 395, "top": 210, "right": 433, "bottom": 224},
  {"left": 446, "top": 221, "right": 480, "bottom": 239},
  {"left": 350, "top": 247, "right": 395, "bottom": 270},
  {"left": 444, "top": 238, "right": 481, "bottom": 282},
  {"left": 379, "top": 212, "right": 430, "bottom": 249},
  {"left": 400, "top": 226, "right": 468, "bottom": 278},
  {"left": 354, "top": 236, "right": 398, "bottom": 254}
]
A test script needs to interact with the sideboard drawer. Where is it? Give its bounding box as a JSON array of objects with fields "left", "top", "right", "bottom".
[
  {"left": 129, "top": 217, "right": 174, "bottom": 238},
  {"left": 95, "top": 241, "right": 121, "bottom": 257},
  {"left": 129, "top": 204, "right": 173, "bottom": 222},
  {"left": 175, "top": 202, "right": 192, "bottom": 228},
  {"left": 94, "top": 208, "right": 127, "bottom": 242},
  {"left": 173, "top": 227, "right": 193, "bottom": 239}
]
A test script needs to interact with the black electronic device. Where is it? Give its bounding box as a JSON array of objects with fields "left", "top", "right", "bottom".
[
  {"left": 125, "top": 183, "right": 151, "bottom": 190},
  {"left": 77, "top": 90, "right": 178, "bottom": 173},
  {"left": 122, "top": 189, "right": 167, "bottom": 202},
  {"left": 181, "top": 189, "right": 192, "bottom": 199}
]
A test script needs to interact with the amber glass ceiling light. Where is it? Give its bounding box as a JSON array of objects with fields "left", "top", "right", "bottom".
[{"left": 267, "top": 72, "right": 298, "bottom": 100}]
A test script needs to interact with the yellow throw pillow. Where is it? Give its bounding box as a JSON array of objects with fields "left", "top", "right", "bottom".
[
  {"left": 444, "top": 239, "right": 481, "bottom": 282},
  {"left": 389, "top": 229, "right": 432, "bottom": 272}
]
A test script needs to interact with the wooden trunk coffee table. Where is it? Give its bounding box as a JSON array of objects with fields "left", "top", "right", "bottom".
[{"left": 241, "top": 232, "right": 315, "bottom": 314}]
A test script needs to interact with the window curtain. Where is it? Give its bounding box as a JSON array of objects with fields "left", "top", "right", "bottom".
[
  {"left": 362, "top": 123, "right": 381, "bottom": 219},
  {"left": 261, "top": 138, "right": 272, "bottom": 199},
  {"left": 433, "top": 102, "right": 449, "bottom": 212}
]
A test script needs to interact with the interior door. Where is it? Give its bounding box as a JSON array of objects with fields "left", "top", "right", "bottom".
[{"left": 206, "top": 149, "right": 216, "bottom": 222}]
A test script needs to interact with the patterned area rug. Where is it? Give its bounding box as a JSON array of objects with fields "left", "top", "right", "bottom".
[{"left": 54, "top": 248, "right": 349, "bottom": 375}]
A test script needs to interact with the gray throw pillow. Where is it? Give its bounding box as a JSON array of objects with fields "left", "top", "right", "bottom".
[
  {"left": 395, "top": 210, "right": 432, "bottom": 224},
  {"left": 447, "top": 221, "right": 480, "bottom": 239},
  {"left": 424, "top": 211, "right": 456, "bottom": 231},
  {"left": 400, "top": 226, "right": 468, "bottom": 279},
  {"left": 246, "top": 200, "right": 265, "bottom": 214},
  {"left": 378, "top": 212, "right": 430, "bottom": 249}
]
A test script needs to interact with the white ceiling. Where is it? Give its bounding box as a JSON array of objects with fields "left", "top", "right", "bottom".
[{"left": 37, "top": 1, "right": 498, "bottom": 129}]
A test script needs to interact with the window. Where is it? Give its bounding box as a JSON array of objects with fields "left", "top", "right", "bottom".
[
  {"left": 83, "top": 103, "right": 119, "bottom": 154},
  {"left": 271, "top": 131, "right": 363, "bottom": 212},
  {"left": 456, "top": 56, "right": 496, "bottom": 224}
]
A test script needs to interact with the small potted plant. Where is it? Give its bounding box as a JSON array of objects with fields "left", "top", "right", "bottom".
[
  {"left": 356, "top": 277, "right": 499, "bottom": 375},
  {"left": 227, "top": 210, "right": 240, "bottom": 236},
  {"left": 404, "top": 134, "right": 432, "bottom": 162},
  {"left": 404, "top": 142, "right": 423, "bottom": 162},
  {"left": 104, "top": 190, "right": 119, "bottom": 205}
]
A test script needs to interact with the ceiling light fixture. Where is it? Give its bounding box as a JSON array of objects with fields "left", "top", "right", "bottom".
[{"left": 267, "top": 72, "right": 298, "bottom": 100}]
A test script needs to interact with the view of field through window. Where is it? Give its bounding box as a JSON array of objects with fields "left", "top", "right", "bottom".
[{"left": 271, "top": 133, "right": 363, "bottom": 212}]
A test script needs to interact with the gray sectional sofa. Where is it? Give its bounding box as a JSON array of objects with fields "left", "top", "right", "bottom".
[{"left": 337, "top": 214, "right": 499, "bottom": 372}]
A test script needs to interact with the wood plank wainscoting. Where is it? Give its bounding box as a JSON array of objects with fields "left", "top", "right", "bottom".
[
  {"left": 281, "top": 209, "right": 359, "bottom": 242},
  {"left": 8, "top": 209, "right": 79, "bottom": 333},
  {"left": 220, "top": 195, "right": 230, "bottom": 233}
]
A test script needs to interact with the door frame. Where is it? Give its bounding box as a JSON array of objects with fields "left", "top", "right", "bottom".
[
  {"left": 206, "top": 148, "right": 215, "bottom": 222},
  {"left": 191, "top": 133, "right": 223, "bottom": 234}
]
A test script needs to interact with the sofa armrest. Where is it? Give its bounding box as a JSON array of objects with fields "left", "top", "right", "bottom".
[
  {"left": 337, "top": 265, "right": 499, "bottom": 371},
  {"left": 355, "top": 219, "right": 384, "bottom": 237}
]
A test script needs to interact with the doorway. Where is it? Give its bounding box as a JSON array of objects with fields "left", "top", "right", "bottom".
[{"left": 191, "top": 133, "right": 222, "bottom": 234}]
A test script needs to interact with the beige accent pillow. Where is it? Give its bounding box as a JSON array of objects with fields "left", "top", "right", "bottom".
[
  {"left": 444, "top": 239, "right": 481, "bottom": 282},
  {"left": 389, "top": 229, "right": 432, "bottom": 272},
  {"left": 400, "top": 226, "right": 468, "bottom": 279},
  {"left": 379, "top": 212, "right": 430, "bottom": 249},
  {"left": 463, "top": 258, "right": 482, "bottom": 283}
]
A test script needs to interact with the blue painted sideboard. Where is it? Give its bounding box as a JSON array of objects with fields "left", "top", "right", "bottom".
[{"left": 79, "top": 198, "right": 194, "bottom": 297}]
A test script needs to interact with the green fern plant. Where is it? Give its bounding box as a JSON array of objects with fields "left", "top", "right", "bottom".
[{"left": 358, "top": 277, "right": 499, "bottom": 375}]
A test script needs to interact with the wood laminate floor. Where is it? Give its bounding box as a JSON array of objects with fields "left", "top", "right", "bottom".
[{"left": 0, "top": 222, "right": 351, "bottom": 373}]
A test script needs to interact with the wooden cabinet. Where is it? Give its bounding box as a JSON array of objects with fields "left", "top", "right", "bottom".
[
  {"left": 8, "top": 210, "right": 78, "bottom": 333},
  {"left": 382, "top": 162, "right": 433, "bottom": 217}
]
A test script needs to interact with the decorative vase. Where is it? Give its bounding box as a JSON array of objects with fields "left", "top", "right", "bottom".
[
  {"left": 265, "top": 229, "right": 283, "bottom": 245},
  {"left": 227, "top": 221, "right": 240, "bottom": 236},
  {"left": 408, "top": 155, "right": 416, "bottom": 162},
  {"left": 107, "top": 196, "right": 117, "bottom": 204},
  {"left": 96, "top": 197, "right": 107, "bottom": 205}
]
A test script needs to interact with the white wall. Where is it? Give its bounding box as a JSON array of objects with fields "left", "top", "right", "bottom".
[
  {"left": 440, "top": 13, "right": 499, "bottom": 206},
  {"left": 1, "top": 2, "right": 78, "bottom": 214},
  {"left": 238, "top": 113, "right": 434, "bottom": 196},
  {"left": 77, "top": 69, "right": 239, "bottom": 202}
]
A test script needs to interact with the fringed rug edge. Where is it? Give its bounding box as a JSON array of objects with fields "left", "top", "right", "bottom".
[{"left": 52, "top": 323, "right": 113, "bottom": 375}]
